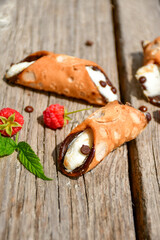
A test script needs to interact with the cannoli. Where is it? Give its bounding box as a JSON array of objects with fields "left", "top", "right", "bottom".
[
  {"left": 142, "top": 37, "right": 160, "bottom": 65},
  {"left": 5, "top": 51, "right": 118, "bottom": 105},
  {"left": 58, "top": 101, "right": 150, "bottom": 177},
  {"left": 135, "top": 37, "right": 160, "bottom": 106}
]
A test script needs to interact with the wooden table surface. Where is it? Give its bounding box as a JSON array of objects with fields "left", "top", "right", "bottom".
[{"left": 0, "top": 0, "right": 160, "bottom": 239}]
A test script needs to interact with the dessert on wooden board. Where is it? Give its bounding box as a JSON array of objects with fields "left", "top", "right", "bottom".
[
  {"left": 3, "top": 45, "right": 155, "bottom": 179},
  {"left": 5, "top": 51, "right": 118, "bottom": 105},
  {"left": 58, "top": 101, "right": 151, "bottom": 177},
  {"left": 136, "top": 37, "right": 160, "bottom": 106}
]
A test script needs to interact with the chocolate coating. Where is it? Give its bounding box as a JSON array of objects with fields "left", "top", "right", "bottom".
[
  {"left": 58, "top": 131, "right": 95, "bottom": 177},
  {"left": 22, "top": 51, "right": 49, "bottom": 62},
  {"left": 92, "top": 66, "right": 99, "bottom": 71}
]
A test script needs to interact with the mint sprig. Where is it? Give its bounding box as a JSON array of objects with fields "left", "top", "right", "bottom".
[
  {"left": 0, "top": 133, "right": 52, "bottom": 181},
  {"left": 17, "top": 142, "right": 52, "bottom": 180}
]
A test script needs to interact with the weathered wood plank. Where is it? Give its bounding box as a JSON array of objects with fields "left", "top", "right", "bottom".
[
  {"left": 0, "top": 0, "right": 135, "bottom": 239},
  {"left": 113, "top": 0, "right": 160, "bottom": 239}
]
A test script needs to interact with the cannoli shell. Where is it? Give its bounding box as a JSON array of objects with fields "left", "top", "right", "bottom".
[
  {"left": 143, "top": 37, "right": 160, "bottom": 65},
  {"left": 58, "top": 101, "right": 148, "bottom": 177},
  {"left": 6, "top": 51, "right": 116, "bottom": 105}
]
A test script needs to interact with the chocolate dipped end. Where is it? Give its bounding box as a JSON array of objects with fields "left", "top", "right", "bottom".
[
  {"left": 58, "top": 131, "right": 95, "bottom": 177},
  {"left": 21, "top": 51, "right": 50, "bottom": 63},
  {"left": 5, "top": 51, "right": 50, "bottom": 83}
]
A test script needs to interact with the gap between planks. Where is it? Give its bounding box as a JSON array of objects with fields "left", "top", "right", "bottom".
[{"left": 111, "top": 0, "right": 148, "bottom": 239}]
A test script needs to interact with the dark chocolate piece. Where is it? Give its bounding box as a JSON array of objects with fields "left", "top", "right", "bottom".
[
  {"left": 148, "top": 96, "right": 160, "bottom": 107},
  {"left": 139, "top": 106, "right": 147, "bottom": 112},
  {"left": 111, "top": 87, "right": 117, "bottom": 94},
  {"left": 25, "top": 106, "right": 34, "bottom": 113},
  {"left": 99, "top": 80, "right": 107, "bottom": 87},
  {"left": 139, "top": 76, "right": 146, "bottom": 84},
  {"left": 146, "top": 112, "right": 152, "bottom": 122},
  {"left": 85, "top": 40, "right": 94, "bottom": 46},
  {"left": 80, "top": 145, "right": 91, "bottom": 155},
  {"left": 58, "top": 131, "right": 95, "bottom": 177},
  {"left": 106, "top": 79, "right": 112, "bottom": 86}
]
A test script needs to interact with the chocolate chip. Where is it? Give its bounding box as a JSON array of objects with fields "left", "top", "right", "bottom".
[
  {"left": 106, "top": 79, "right": 112, "bottom": 86},
  {"left": 10, "top": 62, "right": 14, "bottom": 67},
  {"left": 111, "top": 87, "right": 117, "bottom": 94},
  {"left": 146, "top": 112, "right": 152, "bottom": 122},
  {"left": 25, "top": 106, "right": 34, "bottom": 113},
  {"left": 85, "top": 40, "right": 94, "bottom": 46},
  {"left": 99, "top": 80, "right": 107, "bottom": 87},
  {"left": 139, "top": 105, "right": 147, "bottom": 112},
  {"left": 148, "top": 96, "right": 160, "bottom": 106},
  {"left": 92, "top": 66, "right": 99, "bottom": 71},
  {"left": 141, "top": 84, "right": 146, "bottom": 90},
  {"left": 139, "top": 76, "right": 146, "bottom": 84},
  {"left": 80, "top": 145, "right": 91, "bottom": 155}
]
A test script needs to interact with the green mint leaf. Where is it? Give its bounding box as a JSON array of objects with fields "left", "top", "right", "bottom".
[
  {"left": 17, "top": 142, "right": 52, "bottom": 181},
  {"left": 0, "top": 133, "right": 17, "bottom": 157}
]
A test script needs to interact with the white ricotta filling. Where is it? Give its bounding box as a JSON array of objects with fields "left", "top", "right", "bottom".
[
  {"left": 85, "top": 66, "right": 118, "bottom": 102},
  {"left": 6, "top": 61, "right": 35, "bottom": 78},
  {"left": 142, "top": 40, "right": 150, "bottom": 48},
  {"left": 135, "top": 63, "right": 160, "bottom": 97},
  {"left": 63, "top": 128, "right": 93, "bottom": 172}
]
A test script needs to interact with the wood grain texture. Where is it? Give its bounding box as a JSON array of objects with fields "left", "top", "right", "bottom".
[
  {"left": 114, "top": 0, "right": 160, "bottom": 239},
  {"left": 0, "top": 0, "right": 136, "bottom": 239}
]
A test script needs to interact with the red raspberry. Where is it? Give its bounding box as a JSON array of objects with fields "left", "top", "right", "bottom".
[
  {"left": 43, "top": 104, "right": 65, "bottom": 130},
  {"left": 43, "top": 104, "right": 92, "bottom": 130},
  {"left": 0, "top": 108, "right": 24, "bottom": 137}
]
